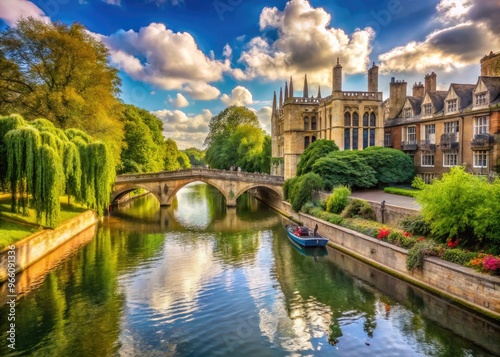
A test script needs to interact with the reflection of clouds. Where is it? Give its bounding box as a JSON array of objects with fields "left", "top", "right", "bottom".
[
  {"left": 173, "top": 183, "right": 212, "bottom": 229},
  {"left": 242, "top": 232, "right": 333, "bottom": 353}
]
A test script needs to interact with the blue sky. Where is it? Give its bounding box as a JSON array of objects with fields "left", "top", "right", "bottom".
[{"left": 1, "top": 0, "right": 499, "bottom": 148}]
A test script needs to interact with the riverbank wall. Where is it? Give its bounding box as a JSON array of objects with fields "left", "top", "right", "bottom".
[
  {"left": 0, "top": 210, "right": 98, "bottom": 283},
  {"left": 276, "top": 201, "right": 500, "bottom": 320}
]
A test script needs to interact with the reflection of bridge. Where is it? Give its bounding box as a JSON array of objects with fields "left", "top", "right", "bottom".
[{"left": 112, "top": 168, "right": 284, "bottom": 207}]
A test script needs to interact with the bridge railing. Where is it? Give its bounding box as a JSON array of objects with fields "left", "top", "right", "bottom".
[{"left": 115, "top": 168, "right": 285, "bottom": 184}]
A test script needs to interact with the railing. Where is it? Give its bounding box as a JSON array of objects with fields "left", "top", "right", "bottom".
[
  {"left": 401, "top": 141, "right": 418, "bottom": 151},
  {"left": 470, "top": 133, "right": 494, "bottom": 150},
  {"left": 419, "top": 139, "right": 436, "bottom": 151},
  {"left": 440, "top": 133, "right": 459, "bottom": 150},
  {"left": 116, "top": 168, "right": 285, "bottom": 184}
]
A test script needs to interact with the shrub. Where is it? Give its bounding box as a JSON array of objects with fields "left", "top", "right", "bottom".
[
  {"left": 283, "top": 172, "right": 324, "bottom": 212},
  {"left": 342, "top": 199, "right": 376, "bottom": 220},
  {"left": 441, "top": 249, "right": 478, "bottom": 266},
  {"left": 296, "top": 139, "right": 339, "bottom": 176},
  {"left": 358, "top": 146, "right": 415, "bottom": 185},
  {"left": 406, "top": 240, "right": 440, "bottom": 271},
  {"left": 326, "top": 185, "right": 351, "bottom": 214},
  {"left": 383, "top": 187, "right": 418, "bottom": 197},
  {"left": 482, "top": 255, "right": 500, "bottom": 273},
  {"left": 400, "top": 215, "right": 432, "bottom": 237}
]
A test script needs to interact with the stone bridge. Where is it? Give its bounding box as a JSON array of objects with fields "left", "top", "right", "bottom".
[{"left": 112, "top": 168, "right": 284, "bottom": 207}]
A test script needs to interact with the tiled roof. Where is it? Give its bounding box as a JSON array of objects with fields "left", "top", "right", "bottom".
[
  {"left": 479, "top": 76, "right": 500, "bottom": 102},
  {"left": 450, "top": 84, "right": 476, "bottom": 109},
  {"left": 428, "top": 91, "right": 447, "bottom": 113},
  {"left": 407, "top": 96, "right": 422, "bottom": 115}
]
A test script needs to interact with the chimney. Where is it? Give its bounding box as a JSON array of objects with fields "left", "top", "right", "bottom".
[
  {"left": 412, "top": 82, "right": 424, "bottom": 98},
  {"left": 481, "top": 51, "right": 500, "bottom": 77},
  {"left": 368, "top": 62, "right": 379, "bottom": 92},
  {"left": 424, "top": 72, "right": 437, "bottom": 94},
  {"left": 332, "top": 57, "right": 342, "bottom": 92},
  {"left": 303, "top": 74, "right": 308, "bottom": 98},
  {"left": 389, "top": 78, "right": 408, "bottom": 118}
]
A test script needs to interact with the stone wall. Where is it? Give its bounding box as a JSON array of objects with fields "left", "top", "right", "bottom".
[
  {"left": 0, "top": 210, "right": 98, "bottom": 282},
  {"left": 278, "top": 200, "right": 500, "bottom": 319}
]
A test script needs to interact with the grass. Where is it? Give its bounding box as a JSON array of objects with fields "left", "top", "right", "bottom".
[
  {"left": 384, "top": 187, "right": 419, "bottom": 197},
  {"left": 0, "top": 193, "right": 88, "bottom": 249}
]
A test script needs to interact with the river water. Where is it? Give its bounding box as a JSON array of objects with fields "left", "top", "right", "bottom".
[{"left": 1, "top": 182, "right": 500, "bottom": 356}]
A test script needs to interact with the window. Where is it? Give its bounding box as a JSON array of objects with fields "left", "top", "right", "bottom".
[
  {"left": 443, "top": 150, "right": 458, "bottom": 167},
  {"left": 424, "top": 124, "right": 435, "bottom": 143},
  {"left": 369, "top": 128, "right": 375, "bottom": 147},
  {"left": 363, "top": 112, "right": 369, "bottom": 126},
  {"left": 304, "top": 136, "right": 310, "bottom": 149},
  {"left": 329, "top": 114, "right": 332, "bottom": 128},
  {"left": 405, "top": 108, "right": 412, "bottom": 118},
  {"left": 384, "top": 133, "right": 392, "bottom": 147},
  {"left": 423, "top": 104, "right": 432, "bottom": 116},
  {"left": 363, "top": 129, "right": 368, "bottom": 149},
  {"left": 447, "top": 99, "right": 457, "bottom": 113},
  {"left": 352, "top": 128, "right": 358, "bottom": 150},
  {"left": 312, "top": 136, "right": 317, "bottom": 143},
  {"left": 474, "top": 116, "right": 489, "bottom": 135},
  {"left": 352, "top": 112, "right": 359, "bottom": 126},
  {"left": 407, "top": 126, "right": 416, "bottom": 142},
  {"left": 344, "top": 128, "right": 350, "bottom": 150},
  {"left": 473, "top": 151, "right": 488, "bottom": 168},
  {"left": 444, "top": 121, "right": 459, "bottom": 133},
  {"left": 370, "top": 113, "right": 376, "bottom": 127},
  {"left": 344, "top": 112, "right": 351, "bottom": 126},
  {"left": 311, "top": 116, "right": 317, "bottom": 130},
  {"left": 421, "top": 151, "right": 434, "bottom": 167},
  {"left": 304, "top": 116, "right": 309, "bottom": 130},
  {"left": 475, "top": 93, "right": 487, "bottom": 106}
]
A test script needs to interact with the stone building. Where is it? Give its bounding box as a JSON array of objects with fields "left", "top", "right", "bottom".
[
  {"left": 383, "top": 51, "right": 500, "bottom": 182},
  {"left": 271, "top": 59, "right": 384, "bottom": 179}
]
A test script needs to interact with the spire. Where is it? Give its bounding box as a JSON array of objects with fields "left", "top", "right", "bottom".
[
  {"left": 279, "top": 87, "right": 283, "bottom": 107},
  {"left": 317, "top": 86, "right": 321, "bottom": 98},
  {"left": 272, "top": 91, "right": 277, "bottom": 114},
  {"left": 284, "top": 81, "right": 288, "bottom": 100},
  {"left": 289, "top": 76, "right": 294, "bottom": 98},
  {"left": 303, "top": 74, "right": 308, "bottom": 98}
]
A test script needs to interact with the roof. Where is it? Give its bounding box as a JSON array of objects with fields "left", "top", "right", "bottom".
[
  {"left": 479, "top": 76, "right": 500, "bottom": 102},
  {"left": 407, "top": 96, "right": 422, "bottom": 115},
  {"left": 427, "top": 91, "right": 447, "bottom": 113},
  {"left": 450, "top": 84, "right": 476, "bottom": 109}
]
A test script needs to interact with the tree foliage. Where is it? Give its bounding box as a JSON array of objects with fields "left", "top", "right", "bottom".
[
  {"left": 312, "top": 151, "right": 377, "bottom": 190},
  {"left": 358, "top": 146, "right": 415, "bottom": 184},
  {"left": 0, "top": 114, "right": 25, "bottom": 187},
  {"left": 283, "top": 172, "right": 323, "bottom": 211},
  {"left": 183, "top": 147, "right": 206, "bottom": 166},
  {"left": 296, "top": 139, "right": 339, "bottom": 176},
  {"left": 119, "top": 105, "right": 165, "bottom": 174},
  {"left": 0, "top": 18, "right": 124, "bottom": 164},
  {"left": 326, "top": 185, "right": 351, "bottom": 214},
  {"left": 205, "top": 106, "right": 270, "bottom": 173},
  {"left": 164, "top": 138, "right": 191, "bottom": 171}
]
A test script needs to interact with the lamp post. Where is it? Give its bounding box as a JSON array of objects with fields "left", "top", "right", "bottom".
[{"left": 381, "top": 200, "right": 386, "bottom": 224}]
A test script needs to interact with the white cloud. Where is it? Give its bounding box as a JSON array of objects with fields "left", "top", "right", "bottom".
[
  {"left": 0, "top": 0, "right": 50, "bottom": 27},
  {"left": 236, "top": 35, "right": 246, "bottom": 42},
  {"left": 223, "top": 43, "right": 232, "bottom": 58},
  {"left": 102, "top": 0, "right": 121, "bottom": 6},
  {"left": 254, "top": 106, "right": 272, "bottom": 134},
  {"left": 379, "top": 0, "right": 500, "bottom": 73},
  {"left": 98, "top": 23, "right": 230, "bottom": 100},
  {"left": 221, "top": 86, "right": 253, "bottom": 106},
  {"left": 169, "top": 93, "right": 189, "bottom": 108},
  {"left": 237, "top": 0, "right": 374, "bottom": 87},
  {"left": 152, "top": 109, "right": 212, "bottom": 149}
]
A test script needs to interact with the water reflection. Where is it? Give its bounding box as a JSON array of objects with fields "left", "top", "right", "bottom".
[{"left": 0, "top": 182, "right": 499, "bottom": 357}]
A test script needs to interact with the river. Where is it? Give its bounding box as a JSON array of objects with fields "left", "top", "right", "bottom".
[{"left": 1, "top": 182, "right": 499, "bottom": 356}]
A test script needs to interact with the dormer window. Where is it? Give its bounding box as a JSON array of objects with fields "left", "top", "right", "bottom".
[
  {"left": 475, "top": 93, "right": 487, "bottom": 106},
  {"left": 447, "top": 99, "right": 457, "bottom": 113},
  {"left": 424, "top": 104, "right": 432, "bottom": 116},
  {"left": 404, "top": 108, "right": 412, "bottom": 118}
]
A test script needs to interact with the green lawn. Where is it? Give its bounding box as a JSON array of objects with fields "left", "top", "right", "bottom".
[{"left": 0, "top": 194, "right": 88, "bottom": 249}]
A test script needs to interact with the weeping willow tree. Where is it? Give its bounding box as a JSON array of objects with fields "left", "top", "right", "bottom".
[
  {"left": 0, "top": 114, "right": 26, "bottom": 187},
  {"left": 63, "top": 141, "right": 81, "bottom": 205},
  {"left": 5, "top": 126, "right": 41, "bottom": 215}
]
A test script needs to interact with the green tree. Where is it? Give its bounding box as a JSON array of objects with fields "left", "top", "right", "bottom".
[
  {"left": 358, "top": 146, "right": 415, "bottom": 185},
  {"left": 183, "top": 147, "right": 206, "bottom": 166},
  {"left": 283, "top": 172, "right": 323, "bottom": 211},
  {"left": 164, "top": 138, "right": 191, "bottom": 171},
  {"left": 326, "top": 185, "right": 351, "bottom": 214},
  {"left": 312, "top": 151, "right": 377, "bottom": 190},
  {"left": 0, "top": 18, "right": 124, "bottom": 164},
  {"left": 228, "top": 124, "right": 270, "bottom": 173},
  {"left": 296, "top": 139, "right": 339, "bottom": 176},
  {"left": 119, "top": 105, "right": 165, "bottom": 174}
]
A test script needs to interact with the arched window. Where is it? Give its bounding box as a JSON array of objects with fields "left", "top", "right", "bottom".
[
  {"left": 370, "top": 113, "right": 376, "bottom": 127},
  {"left": 363, "top": 112, "right": 369, "bottom": 126},
  {"left": 312, "top": 136, "right": 316, "bottom": 143},
  {"left": 344, "top": 112, "right": 351, "bottom": 126},
  {"left": 304, "top": 136, "right": 310, "bottom": 149},
  {"left": 304, "top": 116, "right": 309, "bottom": 131},
  {"left": 311, "top": 116, "right": 317, "bottom": 130},
  {"left": 353, "top": 112, "right": 359, "bottom": 126}
]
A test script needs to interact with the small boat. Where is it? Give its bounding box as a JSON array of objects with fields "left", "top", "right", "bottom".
[
  {"left": 287, "top": 235, "right": 328, "bottom": 257},
  {"left": 285, "top": 224, "right": 329, "bottom": 247}
]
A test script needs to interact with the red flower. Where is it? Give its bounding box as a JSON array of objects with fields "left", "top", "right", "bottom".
[
  {"left": 418, "top": 237, "right": 424, "bottom": 241},
  {"left": 482, "top": 256, "right": 500, "bottom": 272},
  {"left": 403, "top": 231, "right": 412, "bottom": 238},
  {"left": 447, "top": 238, "right": 458, "bottom": 248},
  {"left": 377, "top": 228, "right": 390, "bottom": 240}
]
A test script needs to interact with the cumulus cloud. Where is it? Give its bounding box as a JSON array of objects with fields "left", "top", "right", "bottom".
[
  {"left": 169, "top": 93, "right": 189, "bottom": 108},
  {"left": 221, "top": 86, "right": 253, "bottom": 106},
  {"left": 98, "top": 23, "right": 230, "bottom": 100},
  {"left": 253, "top": 106, "right": 272, "bottom": 134},
  {"left": 152, "top": 109, "right": 213, "bottom": 149},
  {"left": 223, "top": 43, "right": 232, "bottom": 58},
  {"left": 237, "top": 0, "right": 374, "bottom": 87},
  {"left": 379, "top": 0, "right": 500, "bottom": 73},
  {"left": 0, "top": 0, "right": 50, "bottom": 27}
]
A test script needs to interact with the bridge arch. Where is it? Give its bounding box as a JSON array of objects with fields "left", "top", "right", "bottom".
[
  {"left": 165, "top": 178, "right": 230, "bottom": 206},
  {"left": 233, "top": 184, "right": 283, "bottom": 204},
  {"left": 111, "top": 183, "right": 161, "bottom": 204}
]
